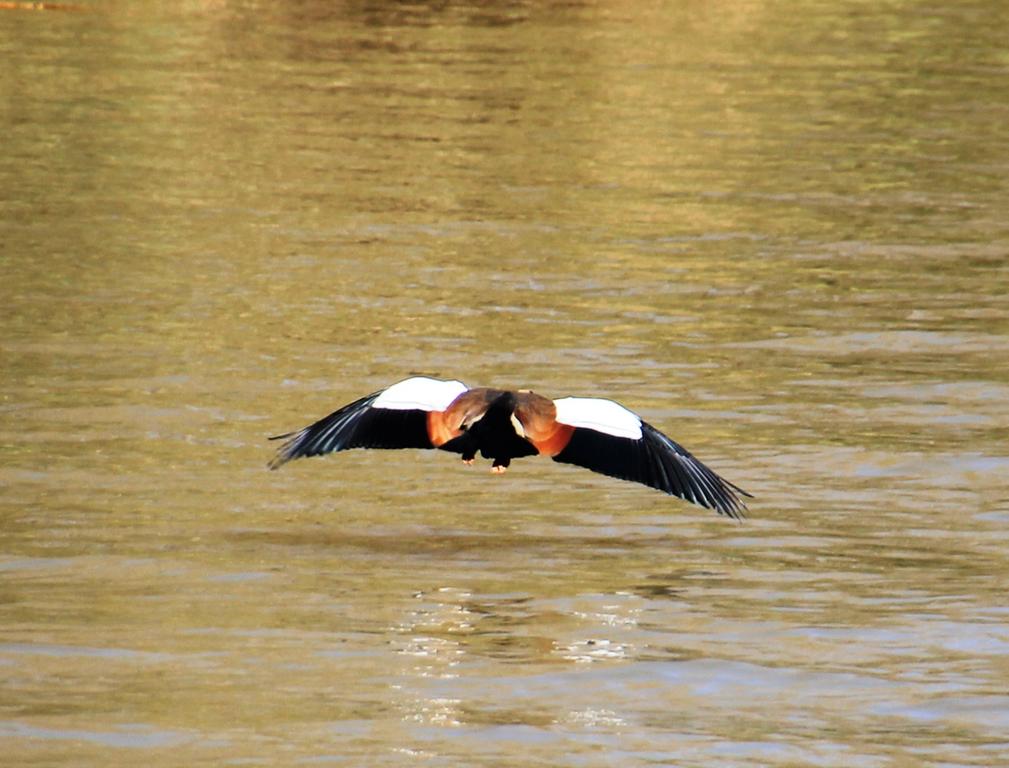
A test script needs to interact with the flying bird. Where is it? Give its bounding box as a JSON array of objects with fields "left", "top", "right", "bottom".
[{"left": 269, "top": 376, "right": 750, "bottom": 518}]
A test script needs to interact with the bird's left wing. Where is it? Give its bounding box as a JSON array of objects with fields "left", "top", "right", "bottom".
[
  {"left": 268, "top": 376, "right": 468, "bottom": 469},
  {"left": 550, "top": 397, "right": 750, "bottom": 519}
]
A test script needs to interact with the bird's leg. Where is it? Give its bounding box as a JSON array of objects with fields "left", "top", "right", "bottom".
[
  {"left": 461, "top": 449, "right": 476, "bottom": 466},
  {"left": 491, "top": 457, "right": 510, "bottom": 475}
]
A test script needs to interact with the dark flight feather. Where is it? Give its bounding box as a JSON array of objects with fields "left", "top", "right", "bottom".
[
  {"left": 552, "top": 422, "right": 749, "bottom": 519},
  {"left": 268, "top": 392, "right": 431, "bottom": 469}
]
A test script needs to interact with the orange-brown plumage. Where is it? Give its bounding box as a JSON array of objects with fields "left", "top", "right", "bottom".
[
  {"left": 424, "top": 388, "right": 498, "bottom": 446},
  {"left": 425, "top": 410, "right": 459, "bottom": 447},
  {"left": 512, "top": 392, "right": 575, "bottom": 456}
]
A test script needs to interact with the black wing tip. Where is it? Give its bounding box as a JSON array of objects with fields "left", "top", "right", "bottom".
[
  {"left": 268, "top": 430, "right": 303, "bottom": 468},
  {"left": 698, "top": 482, "right": 751, "bottom": 520},
  {"left": 267, "top": 447, "right": 292, "bottom": 471},
  {"left": 267, "top": 452, "right": 290, "bottom": 470},
  {"left": 267, "top": 429, "right": 310, "bottom": 470},
  {"left": 718, "top": 483, "right": 752, "bottom": 520},
  {"left": 716, "top": 496, "right": 748, "bottom": 521},
  {"left": 639, "top": 422, "right": 751, "bottom": 519},
  {"left": 668, "top": 483, "right": 747, "bottom": 520}
]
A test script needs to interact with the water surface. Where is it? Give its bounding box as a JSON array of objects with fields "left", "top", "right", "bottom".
[{"left": 2, "top": 1, "right": 1008, "bottom": 765}]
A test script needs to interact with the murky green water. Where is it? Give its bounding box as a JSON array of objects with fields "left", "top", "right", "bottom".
[{"left": 2, "top": 1, "right": 1008, "bottom": 765}]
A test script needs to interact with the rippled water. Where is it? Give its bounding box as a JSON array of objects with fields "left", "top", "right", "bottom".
[{"left": 2, "top": 1, "right": 1008, "bottom": 765}]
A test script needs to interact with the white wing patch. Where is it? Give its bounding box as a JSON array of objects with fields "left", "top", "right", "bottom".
[
  {"left": 553, "top": 397, "right": 643, "bottom": 440},
  {"left": 372, "top": 376, "right": 468, "bottom": 412}
]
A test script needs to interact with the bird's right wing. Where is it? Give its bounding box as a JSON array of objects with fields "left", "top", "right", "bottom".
[{"left": 268, "top": 376, "right": 468, "bottom": 469}]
